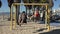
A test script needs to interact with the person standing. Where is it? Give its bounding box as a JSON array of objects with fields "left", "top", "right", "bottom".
[{"left": 34, "top": 9, "right": 40, "bottom": 22}]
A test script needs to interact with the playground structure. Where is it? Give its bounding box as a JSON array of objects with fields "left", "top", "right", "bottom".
[
  {"left": 10, "top": 3, "right": 50, "bottom": 31},
  {"left": 1, "top": 0, "right": 60, "bottom": 34},
  {"left": 0, "top": 0, "right": 54, "bottom": 31}
]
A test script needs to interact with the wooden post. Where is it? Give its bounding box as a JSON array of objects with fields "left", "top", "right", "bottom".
[
  {"left": 15, "top": 5, "right": 20, "bottom": 25},
  {"left": 26, "top": 7, "right": 27, "bottom": 15},
  {"left": 10, "top": 4, "right": 13, "bottom": 30},
  {"left": 32, "top": 5, "right": 34, "bottom": 21},
  {"left": 13, "top": 5, "right": 16, "bottom": 29},
  {"left": 2, "top": 12, "right": 4, "bottom": 20},
  {"left": 47, "top": 9, "right": 50, "bottom": 31},
  {"left": 45, "top": 5, "right": 50, "bottom": 31},
  {"left": 9, "top": 7, "right": 11, "bottom": 21},
  {"left": 45, "top": 5, "right": 48, "bottom": 29}
]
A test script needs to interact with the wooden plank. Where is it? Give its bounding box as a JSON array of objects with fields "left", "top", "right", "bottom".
[{"left": 13, "top": 3, "right": 48, "bottom": 5}]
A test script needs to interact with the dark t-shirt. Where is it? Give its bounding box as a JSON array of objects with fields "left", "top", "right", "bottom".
[{"left": 19, "top": 13, "right": 27, "bottom": 23}]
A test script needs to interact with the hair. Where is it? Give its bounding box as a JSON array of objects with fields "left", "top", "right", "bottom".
[{"left": 22, "top": 11, "right": 25, "bottom": 13}]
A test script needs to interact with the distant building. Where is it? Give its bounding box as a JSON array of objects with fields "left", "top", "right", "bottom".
[{"left": 53, "top": 8, "right": 60, "bottom": 16}]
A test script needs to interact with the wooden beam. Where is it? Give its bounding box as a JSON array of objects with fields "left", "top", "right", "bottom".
[{"left": 13, "top": 3, "right": 48, "bottom": 6}]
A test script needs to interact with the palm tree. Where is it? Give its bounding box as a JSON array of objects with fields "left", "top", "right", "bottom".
[
  {"left": 55, "top": 0, "right": 57, "bottom": 1},
  {"left": 7, "top": 0, "right": 21, "bottom": 7},
  {"left": 59, "top": 4, "right": 60, "bottom": 8},
  {"left": 49, "top": 0, "right": 54, "bottom": 8},
  {"left": 7, "top": 0, "right": 21, "bottom": 22},
  {"left": 0, "top": 0, "right": 2, "bottom": 8},
  {"left": 7, "top": 0, "right": 21, "bottom": 25}
]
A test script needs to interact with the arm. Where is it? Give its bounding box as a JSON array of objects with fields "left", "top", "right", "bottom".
[{"left": 18, "top": 14, "right": 21, "bottom": 22}]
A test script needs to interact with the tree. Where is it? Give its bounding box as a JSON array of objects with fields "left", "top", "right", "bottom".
[
  {"left": 0, "top": 0, "right": 2, "bottom": 8},
  {"left": 7, "top": 0, "right": 21, "bottom": 22},
  {"left": 59, "top": 4, "right": 60, "bottom": 7},
  {"left": 7, "top": 0, "right": 21, "bottom": 7}
]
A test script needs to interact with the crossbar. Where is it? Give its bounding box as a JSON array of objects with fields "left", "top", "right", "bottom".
[{"left": 13, "top": 3, "right": 48, "bottom": 6}]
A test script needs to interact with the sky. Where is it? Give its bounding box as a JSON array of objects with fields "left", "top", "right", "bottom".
[
  {"left": 52, "top": 0, "right": 60, "bottom": 9},
  {"left": 0, "top": 0, "right": 60, "bottom": 12}
]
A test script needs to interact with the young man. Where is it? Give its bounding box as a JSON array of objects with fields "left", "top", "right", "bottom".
[
  {"left": 34, "top": 9, "right": 40, "bottom": 22},
  {"left": 18, "top": 11, "right": 27, "bottom": 26}
]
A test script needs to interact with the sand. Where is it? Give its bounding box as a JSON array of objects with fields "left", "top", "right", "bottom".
[{"left": 0, "top": 15, "right": 60, "bottom": 34}]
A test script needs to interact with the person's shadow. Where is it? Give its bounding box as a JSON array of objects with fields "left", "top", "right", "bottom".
[
  {"left": 33, "top": 28, "right": 47, "bottom": 33},
  {"left": 39, "top": 29, "right": 60, "bottom": 34}
]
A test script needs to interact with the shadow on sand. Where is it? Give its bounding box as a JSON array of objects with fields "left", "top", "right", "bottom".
[
  {"left": 50, "top": 19, "right": 60, "bottom": 23},
  {"left": 39, "top": 29, "right": 60, "bottom": 34},
  {"left": 33, "top": 28, "right": 47, "bottom": 33}
]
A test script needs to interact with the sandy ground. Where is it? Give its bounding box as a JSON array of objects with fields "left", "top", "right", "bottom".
[{"left": 0, "top": 15, "right": 60, "bottom": 34}]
